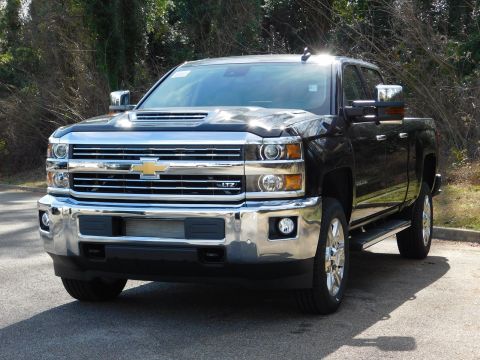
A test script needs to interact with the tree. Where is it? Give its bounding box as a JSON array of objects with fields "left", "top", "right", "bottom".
[{"left": 0, "top": 0, "right": 21, "bottom": 49}]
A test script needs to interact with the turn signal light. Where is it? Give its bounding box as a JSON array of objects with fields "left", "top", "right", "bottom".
[
  {"left": 385, "top": 106, "right": 405, "bottom": 117},
  {"left": 286, "top": 143, "right": 302, "bottom": 159},
  {"left": 285, "top": 174, "right": 302, "bottom": 191}
]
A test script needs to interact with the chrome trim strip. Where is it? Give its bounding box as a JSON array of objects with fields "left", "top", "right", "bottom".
[
  {"left": 245, "top": 161, "right": 305, "bottom": 175},
  {"left": 74, "top": 184, "right": 242, "bottom": 191},
  {"left": 68, "top": 160, "right": 245, "bottom": 175},
  {"left": 49, "top": 189, "right": 303, "bottom": 201},
  {"left": 47, "top": 187, "right": 69, "bottom": 195},
  {"left": 246, "top": 190, "right": 304, "bottom": 199},
  {"left": 42, "top": 195, "right": 319, "bottom": 211},
  {"left": 52, "top": 131, "right": 263, "bottom": 145},
  {"left": 46, "top": 160, "right": 68, "bottom": 171},
  {"left": 56, "top": 196, "right": 247, "bottom": 209},
  {"left": 78, "top": 234, "right": 224, "bottom": 246},
  {"left": 68, "top": 189, "right": 245, "bottom": 201}
]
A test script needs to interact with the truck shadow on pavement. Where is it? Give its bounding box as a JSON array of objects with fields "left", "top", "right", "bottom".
[{"left": 0, "top": 251, "right": 449, "bottom": 359}]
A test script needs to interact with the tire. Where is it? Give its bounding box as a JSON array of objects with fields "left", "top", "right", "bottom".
[
  {"left": 296, "top": 198, "right": 350, "bottom": 314},
  {"left": 61, "top": 277, "right": 127, "bottom": 301},
  {"left": 396, "top": 182, "right": 433, "bottom": 259}
]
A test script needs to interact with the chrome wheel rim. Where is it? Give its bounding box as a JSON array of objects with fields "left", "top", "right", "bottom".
[
  {"left": 422, "top": 195, "right": 432, "bottom": 246},
  {"left": 325, "top": 218, "right": 345, "bottom": 297}
]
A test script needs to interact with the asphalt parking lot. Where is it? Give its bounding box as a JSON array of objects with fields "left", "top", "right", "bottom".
[{"left": 0, "top": 189, "right": 479, "bottom": 360}]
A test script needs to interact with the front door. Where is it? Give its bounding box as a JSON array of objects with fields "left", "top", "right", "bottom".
[
  {"left": 343, "top": 65, "right": 389, "bottom": 223},
  {"left": 361, "top": 66, "right": 409, "bottom": 207}
]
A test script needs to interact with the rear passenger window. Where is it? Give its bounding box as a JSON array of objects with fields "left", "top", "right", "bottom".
[
  {"left": 343, "top": 66, "right": 366, "bottom": 106},
  {"left": 361, "top": 67, "right": 383, "bottom": 98}
]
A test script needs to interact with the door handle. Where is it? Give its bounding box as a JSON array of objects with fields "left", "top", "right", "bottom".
[
  {"left": 376, "top": 135, "right": 387, "bottom": 141},
  {"left": 398, "top": 132, "right": 408, "bottom": 139}
]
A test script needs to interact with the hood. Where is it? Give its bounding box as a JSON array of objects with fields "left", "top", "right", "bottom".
[{"left": 52, "top": 107, "right": 327, "bottom": 138}]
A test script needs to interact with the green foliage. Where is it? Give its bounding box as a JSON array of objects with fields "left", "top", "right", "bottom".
[
  {"left": 0, "top": 0, "right": 479, "bottom": 172},
  {"left": 78, "top": 0, "right": 151, "bottom": 89},
  {"left": 0, "top": 0, "right": 21, "bottom": 48},
  {"left": 0, "top": 139, "right": 7, "bottom": 156},
  {"left": 452, "top": 148, "right": 469, "bottom": 168}
]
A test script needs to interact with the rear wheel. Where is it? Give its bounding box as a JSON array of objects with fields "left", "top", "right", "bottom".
[
  {"left": 61, "top": 278, "right": 127, "bottom": 301},
  {"left": 396, "top": 182, "right": 433, "bottom": 259},
  {"left": 296, "top": 198, "right": 349, "bottom": 314}
]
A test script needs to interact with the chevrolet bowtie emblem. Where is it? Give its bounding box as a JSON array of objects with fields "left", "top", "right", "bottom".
[{"left": 131, "top": 158, "right": 169, "bottom": 179}]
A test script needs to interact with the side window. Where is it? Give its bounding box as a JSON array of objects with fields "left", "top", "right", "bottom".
[
  {"left": 343, "top": 66, "right": 366, "bottom": 106},
  {"left": 361, "top": 67, "right": 384, "bottom": 98}
]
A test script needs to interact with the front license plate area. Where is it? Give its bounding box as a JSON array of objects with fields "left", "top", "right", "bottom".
[{"left": 124, "top": 218, "right": 185, "bottom": 239}]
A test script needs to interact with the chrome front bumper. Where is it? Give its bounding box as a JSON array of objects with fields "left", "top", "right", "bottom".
[{"left": 38, "top": 196, "right": 321, "bottom": 265}]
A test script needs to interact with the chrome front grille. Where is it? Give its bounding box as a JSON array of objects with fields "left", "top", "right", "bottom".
[
  {"left": 133, "top": 112, "right": 207, "bottom": 127},
  {"left": 71, "top": 144, "right": 243, "bottom": 161},
  {"left": 72, "top": 173, "right": 244, "bottom": 197}
]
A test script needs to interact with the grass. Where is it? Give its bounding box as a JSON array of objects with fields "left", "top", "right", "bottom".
[
  {"left": 434, "top": 160, "right": 480, "bottom": 231},
  {"left": 434, "top": 184, "right": 480, "bottom": 231},
  {"left": 1, "top": 161, "right": 479, "bottom": 231},
  {"left": 0, "top": 167, "right": 46, "bottom": 188}
]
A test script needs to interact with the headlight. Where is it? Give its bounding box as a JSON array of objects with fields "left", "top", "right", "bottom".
[
  {"left": 47, "top": 143, "right": 69, "bottom": 159},
  {"left": 47, "top": 171, "right": 69, "bottom": 188},
  {"left": 247, "top": 174, "right": 303, "bottom": 193},
  {"left": 259, "top": 174, "right": 284, "bottom": 192},
  {"left": 261, "top": 144, "right": 283, "bottom": 160},
  {"left": 246, "top": 139, "right": 302, "bottom": 161}
]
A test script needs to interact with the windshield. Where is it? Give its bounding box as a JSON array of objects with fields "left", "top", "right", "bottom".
[{"left": 139, "top": 63, "right": 331, "bottom": 114}]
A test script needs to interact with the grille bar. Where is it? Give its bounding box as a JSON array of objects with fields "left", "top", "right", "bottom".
[
  {"left": 73, "top": 177, "right": 241, "bottom": 184},
  {"left": 74, "top": 185, "right": 242, "bottom": 191},
  {"left": 73, "top": 153, "right": 241, "bottom": 158},
  {"left": 72, "top": 173, "right": 244, "bottom": 197},
  {"left": 72, "top": 147, "right": 241, "bottom": 151},
  {"left": 71, "top": 144, "right": 244, "bottom": 161}
]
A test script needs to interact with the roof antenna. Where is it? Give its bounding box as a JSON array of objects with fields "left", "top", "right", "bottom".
[{"left": 301, "top": 47, "right": 311, "bottom": 62}]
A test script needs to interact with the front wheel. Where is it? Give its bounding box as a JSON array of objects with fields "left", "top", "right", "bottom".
[
  {"left": 396, "top": 182, "right": 433, "bottom": 259},
  {"left": 61, "top": 277, "right": 127, "bottom": 301},
  {"left": 296, "top": 198, "right": 349, "bottom": 314}
]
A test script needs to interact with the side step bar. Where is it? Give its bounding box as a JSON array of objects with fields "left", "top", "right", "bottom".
[{"left": 350, "top": 219, "right": 411, "bottom": 251}]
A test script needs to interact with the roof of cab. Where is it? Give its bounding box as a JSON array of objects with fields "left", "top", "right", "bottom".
[{"left": 182, "top": 54, "right": 379, "bottom": 69}]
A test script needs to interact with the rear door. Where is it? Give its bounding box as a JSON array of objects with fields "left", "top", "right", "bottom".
[
  {"left": 344, "top": 65, "right": 389, "bottom": 222},
  {"left": 360, "top": 66, "right": 409, "bottom": 207}
]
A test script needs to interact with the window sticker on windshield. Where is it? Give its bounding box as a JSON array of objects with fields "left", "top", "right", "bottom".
[
  {"left": 308, "top": 84, "right": 318, "bottom": 92},
  {"left": 172, "top": 70, "right": 191, "bottom": 78}
]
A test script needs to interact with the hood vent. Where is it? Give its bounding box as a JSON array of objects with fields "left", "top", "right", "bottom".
[{"left": 132, "top": 111, "right": 208, "bottom": 127}]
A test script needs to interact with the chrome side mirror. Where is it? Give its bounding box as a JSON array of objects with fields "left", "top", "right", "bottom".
[
  {"left": 375, "top": 85, "right": 405, "bottom": 121},
  {"left": 109, "top": 90, "right": 135, "bottom": 112},
  {"left": 376, "top": 85, "right": 403, "bottom": 102},
  {"left": 345, "top": 85, "right": 405, "bottom": 123}
]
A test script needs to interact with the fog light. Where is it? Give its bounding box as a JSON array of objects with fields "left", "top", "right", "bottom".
[
  {"left": 278, "top": 217, "right": 295, "bottom": 235},
  {"left": 41, "top": 212, "right": 50, "bottom": 227},
  {"left": 53, "top": 172, "right": 69, "bottom": 188},
  {"left": 259, "top": 174, "right": 284, "bottom": 192}
]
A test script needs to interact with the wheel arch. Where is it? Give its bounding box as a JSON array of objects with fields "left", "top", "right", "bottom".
[
  {"left": 320, "top": 167, "right": 353, "bottom": 222},
  {"left": 422, "top": 153, "right": 437, "bottom": 192}
]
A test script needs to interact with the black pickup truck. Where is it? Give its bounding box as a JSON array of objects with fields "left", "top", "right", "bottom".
[{"left": 38, "top": 54, "right": 441, "bottom": 314}]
